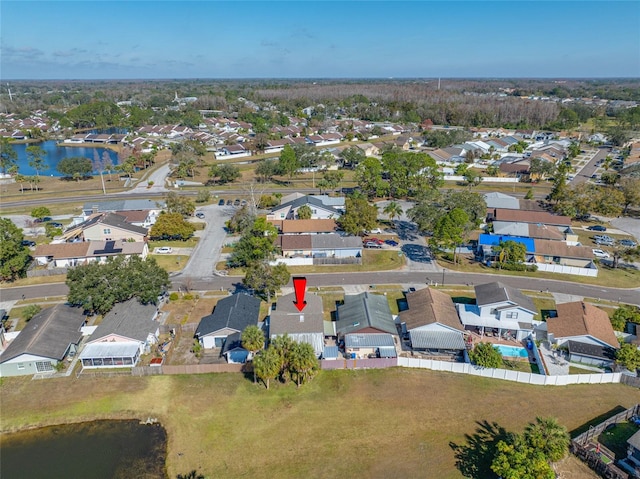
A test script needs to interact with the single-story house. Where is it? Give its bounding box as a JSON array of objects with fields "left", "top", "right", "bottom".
[
  {"left": 311, "top": 234, "right": 362, "bottom": 259},
  {"left": 34, "top": 240, "right": 148, "bottom": 268},
  {"left": 269, "top": 219, "right": 338, "bottom": 235},
  {"left": 490, "top": 208, "right": 572, "bottom": 228},
  {"left": 62, "top": 213, "right": 148, "bottom": 243},
  {"left": 82, "top": 199, "right": 165, "bottom": 225},
  {"left": 269, "top": 292, "right": 325, "bottom": 357},
  {"left": 546, "top": 301, "right": 619, "bottom": 366},
  {"left": 0, "top": 304, "right": 86, "bottom": 377},
  {"left": 195, "top": 294, "right": 261, "bottom": 362},
  {"left": 79, "top": 299, "right": 159, "bottom": 369},
  {"left": 456, "top": 282, "right": 537, "bottom": 341},
  {"left": 399, "top": 287, "right": 466, "bottom": 359},
  {"left": 336, "top": 292, "right": 398, "bottom": 358},
  {"left": 267, "top": 195, "right": 340, "bottom": 221}
]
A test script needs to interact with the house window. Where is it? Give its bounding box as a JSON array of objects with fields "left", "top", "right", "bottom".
[
  {"left": 103, "top": 228, "right": 111, "bottom": 234},
  {"left": 280, "top": 213, "right": 285, "bottom": 219},
  {"left": 17, "top": 363, "right": 25, "bottom": 370},
  {"left": 214, "top": 337, "right": 225, "bottom": 348},
  {"left": 506, "top": 312, "right": 519, "bottom": 319},
  {"left": 36, "top": 361, "right": 54, "bottom": 372}
]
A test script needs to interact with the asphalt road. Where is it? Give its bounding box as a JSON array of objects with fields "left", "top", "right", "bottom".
[
  {"left": 571, "top": 147, "right": 609, "bottom": 185},
  {"left": 6, "top": 270, "right": 638, "bottom": 305}
]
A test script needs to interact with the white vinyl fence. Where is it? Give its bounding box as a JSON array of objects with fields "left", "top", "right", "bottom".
[
  {"left": 397, "top": 357, "right": 621, "bottom": 386},
  {"left": 531, "top": 263, "right": 599, "bottom": 277},
  {"left": 443, "top": 176, "right": 520, "bottom": 183}
]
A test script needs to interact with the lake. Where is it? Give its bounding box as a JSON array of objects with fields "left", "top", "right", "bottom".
[
  {"left": 11, "top": 141, "right": 120, "bottom": 177},
  {"left": 0, "top": 420, "right": 167, "bottom": 479}
]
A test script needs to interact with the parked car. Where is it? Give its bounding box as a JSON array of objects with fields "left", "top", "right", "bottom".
[
  {"left": 218, "top": 199, "right": 225, "bottom": 206},
  {"left": 21, "top": 240, "right": 36, "bottom": 247},
  {"left": 384, "top": 239, "right": 399, "bottom": 246},
  {"left": 195, "top": 212, "right": 205, "bottom": 219},
  {"left": 226, "top": 199, "right": 232, "bottom": 205},
  {"left": 364, "top": 241, "right": 382, "bottom": 249},
  {"left": 594, "top": 235, "right": 614, "bottom": 246},
  {"left": 367, "top": 228, "right": 383, "bottom": 234},
  {"left": 48, "top": 222, "right": 63, "bottom": 228},
  {"left": 592, "top": 249, "right": 610, "bottom": 259},
  {"left": 364, "top": 237, "right": 384, "bottom": 245},
  {"left": 34, "top": 216, "right": 52, "bottom": 223},
  {"left": 587, "top": 225, "right": 607, "bottom": 232},
  {"left": 233, "top": 199, "right": 240, "bottom": 206},
  {"left": 156, "top": 247, "right": 173, "bottom": 254},
  {"left": 619, "top": 239, "right": 638, "bottom": 248}
]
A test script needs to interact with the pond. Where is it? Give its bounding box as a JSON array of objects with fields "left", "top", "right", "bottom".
[
  {"left": 10, "top": 141, "right": 120, "bottom": 177},
  {"left": 0, "top": 420, "right": 167, "bottom": 479}
]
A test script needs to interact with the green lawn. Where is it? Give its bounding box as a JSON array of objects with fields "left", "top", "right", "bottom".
[
  {"left": 2, "top": 369, "right": 639, "bottom": 479},
  {"left": 598, "top": 421, "right": 639, "bottom": 459},
  {"left": 152, "top": 254, "right": 189, "bottom": 272},
  {"left": 148, "top": 238, "right": 199, "bottom": 249}
]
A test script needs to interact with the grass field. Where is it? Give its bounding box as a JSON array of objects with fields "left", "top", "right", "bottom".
[{"left": 1, "top": 369, "right": 638, "bottom": 478}]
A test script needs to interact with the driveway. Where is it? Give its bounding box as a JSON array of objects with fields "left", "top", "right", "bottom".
[
  {"left": 175, "top": 202, "right": 235, "bottom": 280},
  {"left": 571, "top": 147, "right": 609, "bottom": 185}
]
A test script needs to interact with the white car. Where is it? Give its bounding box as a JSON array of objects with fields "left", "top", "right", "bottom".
[
  {"left": 156, "top": 247, "right": 173, "bottom": 254},
  {"left": 367, "top": 228, "right": 383, "bottom": 234},
  {"left": 592, "top": 249, "right": 610, "bottom": 259}
]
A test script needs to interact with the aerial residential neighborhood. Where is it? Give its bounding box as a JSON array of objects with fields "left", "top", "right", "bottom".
[{"left": 1, "top": 1, "right": 640, "bottom": 478}]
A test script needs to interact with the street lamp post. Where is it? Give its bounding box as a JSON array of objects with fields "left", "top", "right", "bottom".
[{"left": 442, "top": 268, "right": 445, "bottom": 287}]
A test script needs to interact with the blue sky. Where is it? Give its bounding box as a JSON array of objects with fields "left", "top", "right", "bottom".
[{"left": 1, "top": 1, "right": 639, "bottom": 79}]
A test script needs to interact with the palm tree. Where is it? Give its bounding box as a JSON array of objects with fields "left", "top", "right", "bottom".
[
  {"left": 26, "top": 145, "right": 46, "bottom": 189},
  {"left": 523, "top": 416, "right": 570, "bottom": 463},
  {"left": 383, "top": 201, "right": 403, "bottom": 227},
  {"left": 241, "top": 325, "right": 265, "bottom": 383},
  {"left": 288, "top": 342, "right": 319, "bottom": 387},
  {"left": 252, "top": 346, "right": 282, "bottom": 389}
]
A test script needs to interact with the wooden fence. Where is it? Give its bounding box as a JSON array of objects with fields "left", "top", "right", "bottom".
[{"left": 321, "top": 357, "right": 397, "bottom": 370}]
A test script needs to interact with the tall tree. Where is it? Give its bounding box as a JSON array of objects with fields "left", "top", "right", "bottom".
[
  {"left": 209, "top": 163, "right": 241, "bottom": 185},
  {"left": 243, "top": 262, "right": 290, "bottom": 302},
  {"left": 255, "top": 159, "right": 280, "bottom": 183},
  {"left": 296, "top": 204, "right": 312, "bottom": 220},
  {"left": 619, "top": 177, "right": 640, "bottom": 215},
  {"left": 0, "top": 217, "right": 31, "bottom": 281},
  {"left": 431, "top": 208, "right": 470, "bottom": 264},
  {"left": 355, "top": 157, "right": 388, "bottom": 199},
  {"left": 616, "top": 343, "right": 640, "bottom": 371},
  {"left": 338, "top": 197, "right": 379, "bottom": 237},
  {"left": 150, "top": 212, "right": 196, "bottom": 240},
  {"left": 31, "top": 206, "right": 51, "bottom": 221},
  {"left": 66, "top": 256, "right": 170, "bottom": 315},
  {"left": 26, "top": 145, "right": 47, "bottom": 187},
  {"left": 228, "top": 217, "right": 278, "bottom": 268},
  {"left": 288, "top": 342, "right": 320, "bottom": 388},
  {"left": 0, "top": 137, "right": 17, "bottom": 174},
  {"left": 164, "top": 191, "right": 196, "bottom": 217},
  {"left": 242, "top": 325, "right": 265, "bottom": 383},
  {"left": 491, "top": 433, "right": 555, "bottom": 479},
  {"left": 316, "top": 170, "right": 344, "bottom": 194},
  {"left": 493, "top": 240, "right": 527, "bottom": 269},
  {"left": 383, "top": 201, "right": 403, "bottom": 225},
  {"left": 252, "top": 346, "right": 282, "bottom": 389},
  {"left": 57, "top": 157, "right": 93, "bottom": 181},
  {"left": 278, "top": 144, "right": 300, "bottom": 182},
  {"left": 523, "top": 417, "right": 570, "bottom": 463}
]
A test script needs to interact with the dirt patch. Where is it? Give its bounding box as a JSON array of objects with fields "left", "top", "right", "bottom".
[
  {"left": 161, "top": 296, "right": 222, "bottom": 325},
  {"left": 554, "top": 454, "right": 600, "bottom": 478}
]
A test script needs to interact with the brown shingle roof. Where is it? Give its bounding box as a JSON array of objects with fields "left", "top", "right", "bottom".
[
  {"left": 114, "top": 210, "right": 150, "bottom": 223},
  {"left": 34, "top": 242, "right": 91, "bottom": 259},
  {"left": 278, "top": 234, "right": 312, "bottom": 251},
  {"left": 533, "top": 239, "right": 593, "bottom": 259},
  {"left": 493, "top": 208, "right": 571, "bottom": 226},
  {"left": 547, "top": 302, "right": 618, "bottom": 348},
  {"left": 399, "top": 288, "right": 463, "bottom": 331}
]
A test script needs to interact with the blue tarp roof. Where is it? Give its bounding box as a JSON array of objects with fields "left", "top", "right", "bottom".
[{"left": 478, "top": 234, "right": 535, "bottom": 252}]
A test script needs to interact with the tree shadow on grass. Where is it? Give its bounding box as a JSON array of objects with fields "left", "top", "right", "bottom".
[{"left": 449, "top": 420, "right": 510, "bottom": 479}]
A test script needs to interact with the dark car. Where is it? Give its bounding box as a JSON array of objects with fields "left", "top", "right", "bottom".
[
  {"left": 48, "top": 222, "right": 63, "bottom": 228},
  {"left": 587, "top": 225, "right": 607, "bottom": 232},
  {"left": 218, "top": 199, "right": 225, "bottom": 206},
  {"left": 385, "top": 239, "right": 399, "bottom": 246},
  {"left": 34, "top": 216, "right": 52, "bottom": 223},
  {"left": 195, "top": 212, "right": 205, "bottom": 219},
  {"left": 364, "top": 241, "right": 382, "bottom": 249},
  {"left": 21, "top": 240, "right": 36, "bottom": 247},
  {"left": 226, "top": 199, "right": 232, "bottom": 205},
  {"left": 233, "top": 199, "right": 241, "bottom": 206},
  {"left": 619, "top": 239, "right": 638, "bottom": 248}
]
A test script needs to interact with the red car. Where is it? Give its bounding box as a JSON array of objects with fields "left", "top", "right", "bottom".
[{"left": 364, "top": 237, "right": 384, "bottom": 245}]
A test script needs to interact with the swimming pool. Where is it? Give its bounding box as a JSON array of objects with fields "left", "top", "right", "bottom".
[{"left": 495, "top": 345, "right": 529, "bottom": 358}]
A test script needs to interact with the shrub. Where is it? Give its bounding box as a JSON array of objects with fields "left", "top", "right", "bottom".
[
  {"left": 196, "top": 190, "right": 211, "bottom": 204},
  {"left": 22, "top": 304, "right": 42, "bottom": 321},
  {"left": 169, "top": 292, "right": 179, "bottom": 301},
  {"left": 183, "top": 293, "right": 194, "bottom": 301}
]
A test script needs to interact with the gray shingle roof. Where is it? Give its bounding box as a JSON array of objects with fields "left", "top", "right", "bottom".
[
  {"left": 311, "top": 234, "right": 362, "bottom": 249},
  {"left": 83, "top": 199, "right": 164, "bottom": 213},
  {"left": 275, "top": 195, "right": 339, "bottom": 215},
  {"left": 100, "top": 213, "right": 149, "bottom": 235},
  {"left": 336, "top": 292, "right": 396, "bottom": 336},
  {"left": 195, "top": 294, "right": 261, "bottom": 337},
  {"left": 628, "top": 430, "right": 640, "bottom": 451},
  {"left": 0, "top": 304, "right": 86, "bottom": 363},
  {"left": 409, "top": 330, "right": 466, "bottom": 350},
  {"left": 269, "top": 293, "right": 324, "bottom": 336},
  {"left": 90, "top": 299, "right": 158, "bottom": 343},
  {"left": 475, "top": 282, "right": 536, "bottom": 314}
]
